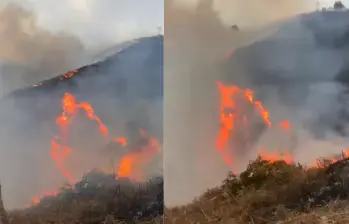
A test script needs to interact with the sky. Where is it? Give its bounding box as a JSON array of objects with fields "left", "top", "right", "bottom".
[
  {"left": 0, "top": 0, "right": 164, "bottom": 48},
  {"left": 0, "top": 0, "right": 347, "bottom": 48},
  {"left": 320, "top": 0, "right": 349, "bottom": 7}
]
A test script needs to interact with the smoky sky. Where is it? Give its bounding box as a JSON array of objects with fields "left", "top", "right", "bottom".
[
  {"left": 0, "top": 0, "right": 163, "bottom": 95},
  {"left": 0, "top": 3, "right": 88, "bottom": 96},
  {"left": 1, "top": 0, "right": 164, "bottom": 47}
]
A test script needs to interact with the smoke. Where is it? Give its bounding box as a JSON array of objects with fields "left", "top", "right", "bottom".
[
  {"left": 0, "top": 3, "right": 163, "bottom": 209},
  {"left": 164, "top": 0, "right": 348, "bottom": 207},
  {"left": 0, "top": 3, "right": 88, "bottom": 96},
  {"left": 172, "top": 0, "right": 315, "bottom": 28},
  {"left": 164, "top": 0, "right": 256, "bottom": 207},
  {"left": 0, "top": 3, "right": 86, "bottom": 208}
]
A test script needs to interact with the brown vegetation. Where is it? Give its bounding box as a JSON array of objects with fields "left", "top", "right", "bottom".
[{"left": 165, "top": 157, "right": 349, "bottom": 224}]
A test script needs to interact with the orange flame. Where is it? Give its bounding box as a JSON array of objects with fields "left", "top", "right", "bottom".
[
  {"left": 258, "top": 149, "right": 294, "bottom": 164},
  {"left": 30, "top": 191, "right": 58, "bottom": 206},
  {"left": 29, "top": 91, "right": 160, "bottom": 208},
  {"left": 52, "top": 92, "right": 110, "bottom": 181},
  {"left": 216, "top": 82, "right": 272, "bottom": 166},
  {"left": 117, "top": 129, "right": 160, "bottom": 181},
  {"left": 60, "top": 69, "right": 79, "bottom": 80},
  {"left": 215, "top": 81, "right": 349, "bottom": 171},
  {"left": 114, "top": 137, "right": 127, "bottom": 147},
  {"left": 278, "top": 120, "right": 290, "bottom": 131}
]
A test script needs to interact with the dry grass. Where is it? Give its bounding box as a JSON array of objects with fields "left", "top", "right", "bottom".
[{"left": 165, "top": 157, "right": 349, "bottom": 224}]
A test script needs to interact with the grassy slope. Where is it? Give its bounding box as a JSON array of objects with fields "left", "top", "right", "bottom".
[{"left": 165, "top": 157, "right": 349, "bottom": 224}]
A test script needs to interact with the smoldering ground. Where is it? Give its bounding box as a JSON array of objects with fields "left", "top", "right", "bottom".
[
  {"left": 164, "top": 0, "right": 349, "bottom": 207},
  {"left": 0, "top": 3, "right": 163, "bottom": 209}
]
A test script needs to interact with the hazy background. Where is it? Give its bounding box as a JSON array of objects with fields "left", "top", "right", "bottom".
[{"left": 164, "top": 0, "right": 349, "bottom": 207}]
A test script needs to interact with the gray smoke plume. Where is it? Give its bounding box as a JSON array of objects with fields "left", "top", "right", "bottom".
[
  {"left": 0, "top": 3, "right": 88, "bottom": 96},
  {"left": 164, "top": 0, "right": 349, "bottom": 207},
  {"left": 0, "top": 3, "right": 87, "bottom": 208}
]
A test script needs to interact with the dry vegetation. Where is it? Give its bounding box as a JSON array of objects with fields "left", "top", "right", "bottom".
[
  {"left": 165, "top": 157, "right": 349, "bottom": 224},
  {"left": 6, "top": 170, "right": 163, "bottom": 224}
]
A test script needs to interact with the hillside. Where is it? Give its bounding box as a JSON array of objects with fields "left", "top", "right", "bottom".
[
  {"left": 164, "top": 8, "right": 349, "bottom": 224},
  {"left": 0, "top": 35, "right": 163, "bottom": 221},
  {"left": 216, "top": 9, "right": 349, "bottom": 155},
  {"left": 2, "top": 35, "right": 163, "bottom": 117},
  {"left": 0, "top": 35, "right": 163, "bottom": 143},
  {"left": 224, "top": 10, "right": 349, "bottom": 86}
]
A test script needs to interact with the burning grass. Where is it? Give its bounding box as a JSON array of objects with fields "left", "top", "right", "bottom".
[
  {"left": 165, "top": 156, "right": 349, "bottom": 224},
  {"left": 8, "top": 170, "right": 163, "bottom": 224}
]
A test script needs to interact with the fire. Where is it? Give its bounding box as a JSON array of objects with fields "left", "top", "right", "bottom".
[
  {"left": 258, "top": 149, "right": 294, "bottom": 165},
  {"left": 53, "top": 92, "right": 159, "bottom": 181},
  {"left": 117, "top": 129, "right": 160, "bottom": 181},
  {"left": 278, "top": 120, "right": 290, "bottom": 131},
  {"left": 114, "top": 137, "right": 127, "bottom": 147},
  {"left": 52, "top": 92, "right": 109, "bottom": 181},
  {"left": 51, "top": 138, "right": 73, "bottom": 181},
  {"left": 31, "top": 191, "right": 58, "bottom": 205},
  {"left": 216, "top": 82, "right": 273, "bottom": 166},
  {"left": 29, "top": 92, "right": 160, "bottom": 207},
  {"left": 60, "top": 69, "right": 79, "bottom": 80},
  {"left": 215, "top": 81, "right": 349, "bottom": 170}
]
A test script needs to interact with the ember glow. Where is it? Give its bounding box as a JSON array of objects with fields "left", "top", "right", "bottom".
[{"left": 60, "top": 69, "right": 79, "bottom": 80}]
